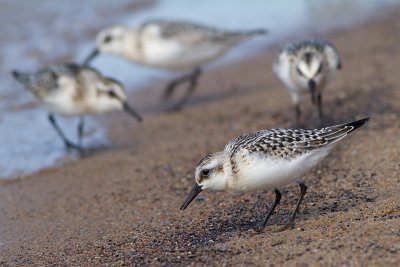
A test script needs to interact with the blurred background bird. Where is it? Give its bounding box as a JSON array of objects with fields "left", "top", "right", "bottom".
[
  {"left": 12, "top": 63, "right": 142, "bottom": 152},
  {"left": 84, "top": 19, "right": 267, "bottom": 110},
  {"left": 273, "top": 39, "right": 341, "bottom": 126}
]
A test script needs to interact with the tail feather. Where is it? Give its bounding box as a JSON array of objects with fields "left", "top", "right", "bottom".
[
  {"left": 326, "top": 117, "right": 370, "bottom": 135},
  {"left": 298, "top": 118, "right": 369, "bottom": 152},
  {"left": 226, "top": 28, "right": 268, "bottom": 44},
  {"left": 346, "top": 117, "right": 370, "bottom": 133},
  {"left": 11, "top": 70, "right": 30, "bottom": 85},
  {"left": 320, "top": 117, "right": 369, "bottom": 145},
  {"left": 245, "top": 29, "right": 268, "bottom": 35}
]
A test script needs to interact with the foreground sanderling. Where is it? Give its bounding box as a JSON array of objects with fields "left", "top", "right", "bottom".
[
  {"left": 181, "top": 118, "right": 369, "bottom": 230},
  {"left": 273, "top": 39, "right": 341, "bottom": 126},
  {"left": 83, "top": 19, "right": 267, "bottom": 110},
  {"left": 12, "top": 63, "right": 142, "bottom": 152}
]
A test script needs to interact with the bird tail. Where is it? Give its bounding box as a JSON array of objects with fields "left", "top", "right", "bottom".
[
  {"left": 331, "top": 117, "right": 370, "bottom": 134},
  {"left": 244, "top": 29, "right": 268, "bottom": 36},
  {"left": 11, "top": 70, "right": 31, "bottom": 85},
  {"left": 320, "top": 118, "right": 370, "bottom": 145},
  {"left": 226, "top": 28, "right": 268, "bottom": 44}
]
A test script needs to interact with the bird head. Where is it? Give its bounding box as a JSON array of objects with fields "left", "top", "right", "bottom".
[
  {"left": 180, "top": 152, "right": 228, "bottom": 210},
  {"left": 94, "top": 76, "right": 142, "bottom": 121},
  {"left": 295, "top": 51, "right": 325, "bottom": 104},
  {"left": 83, "top": 25, "right": 130, "bottom": 65}
]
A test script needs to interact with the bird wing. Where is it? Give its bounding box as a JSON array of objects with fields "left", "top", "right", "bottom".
[
  {"left": 141, "top": 20, "right": 259, "bottom": 47},
  {"left": 298, "top": 118, "right": 369, "bottom": 149},
  {"left": 225, "top": 118, "right": 369, "bottom": 159}
]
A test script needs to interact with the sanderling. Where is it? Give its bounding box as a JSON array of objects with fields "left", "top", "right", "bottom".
[
  {"left": 83, "top": 19, "right": 267, "bottom": 110},
  {"left": 273, "top": 39, "right": 341, "bottom": 126},
  {"left": 12, "top": 63, "right": 142, "bottom": 152},
  {"left": 180, "top": 118, "right": 368, "bottom": 230}
]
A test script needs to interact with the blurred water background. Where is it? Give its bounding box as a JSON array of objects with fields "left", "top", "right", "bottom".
[{"left": 0, "top": 0, "right": 398, "bottom": 179}]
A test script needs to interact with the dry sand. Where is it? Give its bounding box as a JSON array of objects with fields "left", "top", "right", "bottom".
[{"left": 1, "top": 8, "right": 400, "bottom": 267}]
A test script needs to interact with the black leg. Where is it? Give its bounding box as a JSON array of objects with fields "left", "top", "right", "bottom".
[
  {"left": 295, "top": 103, "right": 301, "bottom": 127},
  {"left": 77, "top": 116, "right": 84, "bottom": 148},
  {"left": 48, "top": 114, "right": 81, "bottom": 151},
  {"left": 171, "top": 68, "right": 202, "bottom": 111},
  {"left": 259, "top": 188, "right": 282, "bottom": 229},
  {"left": 281, "top": 182, "right": 307, "bottom": 230},
  {"left": 162, "top": 67, "right": 202, "bottom": 106},
  {"left": 162, "top": 73, "right": 192, "bottom": 100},
  {"left": 317, "top": 93, "right": 323, "bottom": 126}
]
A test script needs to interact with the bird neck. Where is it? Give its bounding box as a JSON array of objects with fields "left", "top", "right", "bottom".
[{"left": 122, "top": 29, "right": 146, "bottom": 63}]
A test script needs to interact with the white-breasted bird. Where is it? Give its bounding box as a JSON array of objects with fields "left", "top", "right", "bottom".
[
  {"left": 84, "top": 19, "right": 267, "bottom": 110},
  {"left": 273, "top": 39, "right": 341, "bottom": 126},
  {"left": 12, "top": 63, "right": 142, "bottom": 151},
  {"left": 181, "top": 118, "right": 369, "bottom": 230}
]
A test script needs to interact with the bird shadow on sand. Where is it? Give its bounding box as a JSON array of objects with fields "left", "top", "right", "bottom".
[
  {"left": 60, "top": 142, "right": 111, "bottom": 158},
  {"left": 325, "top": 86, "right": 400, "bottom": 127},
  {"left": 262, "top": 84, "right": 398, "bottom": 130},
  {"left": 166, "top": 172, "right": 377, "bottom": 252},
  {"left": 143, "top": 83, "right": 265, "bottom": 113},
  {"left": 79, "top": 144, "right": 112, "bottom": 157},
  {"left": 113, "top": 171, "right": 377, "bottom": 264}
]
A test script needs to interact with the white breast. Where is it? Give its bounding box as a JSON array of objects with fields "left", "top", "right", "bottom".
[
  {"left": 41, "top": 76, "right": 84, "bottom": 116},
  {"left": 140, "top": 25, "right": 229, "bottom": 70},
  {"left": 274, "top": 55, "right": 305, "bottom": 93},
  {"left": 229, "top": 148, "right": 332, "bottom": 193}
]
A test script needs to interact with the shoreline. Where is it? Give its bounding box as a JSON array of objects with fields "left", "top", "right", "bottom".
[
  {"left": 1, "top": 7, "right": 400, "bottom": 266},
  {"left": 1, "top": 2, "right": 396, "bottom": 180}
]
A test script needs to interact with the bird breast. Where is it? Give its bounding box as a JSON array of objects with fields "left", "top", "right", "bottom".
[{"left": 228, "top": 149, "right": 330, "bottom": 193}]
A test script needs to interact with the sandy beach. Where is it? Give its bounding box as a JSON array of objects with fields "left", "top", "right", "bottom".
[{"left": 1, "top": 6, "right": 400, "bottom": 267}]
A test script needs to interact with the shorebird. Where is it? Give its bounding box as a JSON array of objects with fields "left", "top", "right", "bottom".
[
  {"left": 180, "top": 118, "right": 369, "bottom": 230},
  {"left": 12, "top": 63, "right": 142, "bottom": 152},
  {"left": 273, "top": 39, "right": 341, "bottom": 126},
  {"left": 83, "top": 19, "right": 267, "bottom": 110}
]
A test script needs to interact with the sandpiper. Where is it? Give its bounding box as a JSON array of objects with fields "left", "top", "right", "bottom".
[
  {"left": 273, "top": 39, "right": 341, "bottom": 126},
  {"left": 181, "top": 118, "right": 369, "bottom": 230},
  {"left": 12, "top": 63, "right": 142, "bottom": 152},
  {"left": 83, "top": 19, "right": 267, "bottom": 110}
]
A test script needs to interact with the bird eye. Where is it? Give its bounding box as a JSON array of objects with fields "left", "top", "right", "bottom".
[
  {"left": 107, "top": 90, "right": 117, "bottom": 98},
  {"left": 103, "top": 35, "right": 112, "bottom": 43},
  {"left": 201, "top": 169, "right": 210, "bottom": 177}
]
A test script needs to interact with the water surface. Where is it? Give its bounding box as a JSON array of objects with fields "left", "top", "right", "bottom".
[{"left": 0, "top": 0, "right": 398, "bottom": 178}]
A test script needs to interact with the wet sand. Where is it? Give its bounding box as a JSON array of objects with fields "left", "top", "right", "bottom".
[{"left": 1, "top": 8, "right": 400, "bottom": 267}]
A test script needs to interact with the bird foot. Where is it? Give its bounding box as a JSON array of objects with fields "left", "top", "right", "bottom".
[
  {"left": 254, "top": 225, "right": 266, "bottom": 233},
  {"left": 65, "top": 141, "right": 84, "bottom": 155},
  {"left": 166, "top": 103, "right": 184, "bottom": 112},
  {"left": 278, "top": 221, "right": 295, "bottom": 232},
  {"left": 161, "top": 90, "right": 173, "bottom": 101}
]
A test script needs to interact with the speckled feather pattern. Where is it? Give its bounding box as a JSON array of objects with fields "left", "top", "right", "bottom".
[
  {"left": 225, "top": 122, "right": 360, "bottom": 160},
  {"left": 141, "top": 20, "right": 261, "bottom": 47},
  {"left": 22, "top": 63, "right": 99, "bottom": 99},
  {"left": 273, "top": 38, "right": 342, "bottom": 108},
  {"left": 190, "top": 119, "right": 368, "bottom": 196},
  {"left": 279, "top": 39, "right": 337, "bottom": 57}
]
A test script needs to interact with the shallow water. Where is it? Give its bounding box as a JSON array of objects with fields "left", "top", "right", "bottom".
[{"left": 0, "top": 0, "right": 398, "bottom": 179}]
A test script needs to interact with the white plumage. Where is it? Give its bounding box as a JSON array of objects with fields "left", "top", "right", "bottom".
[
  {"left": 84, "top": 20, "right": 267, "bottom": 110},
  {"left": 273, "top": 39, "right": 341, "bottom": 125},
  {"left": 12, "top": 63, "right": 142, "bottom": 151},
  {"left": 181, "top": 118, "right": 369, "bottom": 230}
]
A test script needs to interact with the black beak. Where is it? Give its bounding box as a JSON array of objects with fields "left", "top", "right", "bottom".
[
  {"left": 83, "top": 49, "right": 99, "bottom": 66},
  {"left": 180, "top": 183, "right": 203, "bottom": 211},
  {"left": 308, "top": 79, "right": 316, "bottom": 105},
  {"left": 123, "top": 102, "right": 143, "bottom": 122}
]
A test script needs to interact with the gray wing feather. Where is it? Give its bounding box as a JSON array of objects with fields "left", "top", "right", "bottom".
[
  {"left": 226, "top": 118, "right": 369, "bottom": 159},
  {"left": 16, "top": 63, "right": 88, "bottom": 98},
  {"left": 142, "top": 20, "right": 262, "bottom": 46}
]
